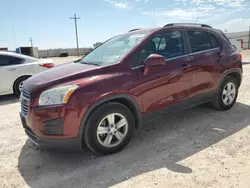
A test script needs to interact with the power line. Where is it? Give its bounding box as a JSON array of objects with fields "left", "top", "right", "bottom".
[{"left": 70, "top": 14, "right": 81, "bottom": 57}]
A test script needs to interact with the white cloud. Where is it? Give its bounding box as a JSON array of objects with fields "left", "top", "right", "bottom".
[
  {"left": 105, "top": 0, "right": 131, "bottom": 9},
  {"left": 142, "top": 9, "right": 207, "bottom": 20},
  {"left": 214, "top": 18, "right": 250, "bottom": 32},
  {"left": 141, "top": 0, "right": 249, "bottom": 28},
  {"left": 190, "top": 0, "right": 246, "bottom": 7},
  {"left": 141, "top": 5, "right": 221, "bottom": 21},
  {"left": 105, "top": 0, "right": 148, "bottom": 9},
  {"left": 176, "top": 0, "right": 246, "bottom": 8}
]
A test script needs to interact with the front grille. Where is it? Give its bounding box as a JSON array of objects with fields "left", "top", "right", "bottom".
[
  {"left": 21, "top": 104, "right": 29, "bottom": 116},
  {"left": 22, "top": 89, "right": 31, "bottom": 100},
  {"left": 20, "top": 89, "right": 30, "bottom": 116}
]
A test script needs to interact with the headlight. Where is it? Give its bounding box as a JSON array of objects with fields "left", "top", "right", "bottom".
[{"left": 38, "top": 85, "right": 78, "bottom": 106}]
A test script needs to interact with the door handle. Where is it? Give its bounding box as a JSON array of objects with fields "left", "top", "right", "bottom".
[
  {"left": 217, "top": 52, "right": 223, "bottom": 58},
  {"left": 7, "top": 68, "right": 16, "bottom": 71},
  {"left": 181, "top": 64, "right": 191, "bottom": 70}
]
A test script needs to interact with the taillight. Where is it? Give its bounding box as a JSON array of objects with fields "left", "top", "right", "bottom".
[
  {"left": 236, "top": 52, "right": 242, "bottom": 62},
  {"left": 39, "top": 63, "right": 54, "bottom": 68}
]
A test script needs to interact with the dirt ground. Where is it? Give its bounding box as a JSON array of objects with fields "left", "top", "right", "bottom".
[{"left": 0, "top": 52, "right": 250, "bottom": 188}]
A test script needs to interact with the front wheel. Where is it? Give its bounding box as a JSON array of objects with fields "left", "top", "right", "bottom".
[
  {"left": 212, "top": 76, "right": 238, "bottom": 111},
  {"left": 83, "top": 102, "right": 135, "bottom": 155},
  {"left": 14, "top": 77, "right": 29, "bottom": 96}
]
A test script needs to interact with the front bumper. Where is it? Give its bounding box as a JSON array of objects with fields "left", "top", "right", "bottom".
[
  {"left": 24, "top": 125, "right": 81, "bottom": 151},
  {"left": 20, "top": 106, "right": 83, "bottom": 151}
]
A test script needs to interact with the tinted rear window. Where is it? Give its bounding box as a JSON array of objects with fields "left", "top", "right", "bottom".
[
  {"left": 187, "top": 30, "right": 220, "bottom": 53},
  {"left": 208, "top": 33, "right": 219, "bottom": 48},
  {"left": 0, "top": 55, "right": 24, "bottom": 66},
  {"left": 187, "top": 31, "right": 211, "bottom": 53}
]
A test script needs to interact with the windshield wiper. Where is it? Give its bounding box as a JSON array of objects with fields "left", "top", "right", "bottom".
[{"left": 80, "top": 62, "right": 100, "bottom": 66}]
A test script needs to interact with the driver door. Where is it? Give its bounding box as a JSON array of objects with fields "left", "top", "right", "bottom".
[{"left": 132, "top": 30, "right": 194, "bottom": 115}]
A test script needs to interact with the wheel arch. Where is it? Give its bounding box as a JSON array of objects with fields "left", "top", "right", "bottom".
[
  {"left": 78, "top": 94, "right": 142, "bottom": 141},
  {"left": 13, "top": 75, "right": 32, "bottom": 93},
  {"left": 226, "top": 72, "right": 242, "bottom": 87},
  {"left": 217, "top": 68, "right": 242, "bottom": 90}
]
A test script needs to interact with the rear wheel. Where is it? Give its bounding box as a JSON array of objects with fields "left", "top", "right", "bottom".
[
  {"left": 83, "top": 102, "right": 135, "bottom": 155},
  {"left": 14, "top": 76, "right": 30, "bottom": 96},
  {"left": 212, "top": 76, "right": 238, "bottom": 110}
]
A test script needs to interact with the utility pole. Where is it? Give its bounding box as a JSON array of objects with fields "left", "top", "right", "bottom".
[
  {"left": 224, "top": 29, "right": 228, "bottom": 35},
  {"left": 248, "top": 26, "right": 250, "bottom": 49},
  {"left": 12, "top": 25, "right": 17, "bottom": 48},
  {"left": 29, "top": 37, "right": 33, "bottom": 48},
  {"left": 195, "top": 16, "right": 199, "bottom": 24},
  {"left": 70, "top": 14, "right": 81, "bottom": 57}
]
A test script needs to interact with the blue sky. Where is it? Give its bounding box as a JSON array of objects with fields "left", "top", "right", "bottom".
[{"left": 1, "top": 0, "right": 250, "bottom": 50}]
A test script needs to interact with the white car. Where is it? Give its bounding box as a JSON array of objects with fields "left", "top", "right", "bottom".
[
  {"left": 0, "top": 52, "right": 54, "bottom": 96},
  {"left": 229, "top": 38, "right": 243, "bottom": 52}
]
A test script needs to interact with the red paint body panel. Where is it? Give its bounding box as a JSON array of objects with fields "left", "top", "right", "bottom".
[
  {"left": 20, "top": 26, "right": 243, "bottom": 149},
  {"left": 134, "top": 55, "right": 193, "bottom": 113}
]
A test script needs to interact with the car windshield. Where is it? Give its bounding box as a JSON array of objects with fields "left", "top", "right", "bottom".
[{"left": 76, "top": 33, "right": 147, "bottom": 66}]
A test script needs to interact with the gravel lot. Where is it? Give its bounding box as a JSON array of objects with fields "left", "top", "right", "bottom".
[{"left": 0, "top": 51, "right": 250, "bottom": 188}]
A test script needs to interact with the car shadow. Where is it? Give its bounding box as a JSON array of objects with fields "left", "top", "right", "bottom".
[
  {"left": 242, "top": 61, "right": 250, "bottom": 65},
  {"left": 0, "top": 94, "right": 19, "bottom": 106},
  {"left": 18, "top": 102, "right": 250, "bottom": 188}
]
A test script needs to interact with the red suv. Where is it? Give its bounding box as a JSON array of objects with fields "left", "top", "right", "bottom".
[{"left": 20, "top": 23, "right": 242, "bottom": 155}]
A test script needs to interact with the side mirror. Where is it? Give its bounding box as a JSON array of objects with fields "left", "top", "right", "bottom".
[{"left": 143, "top": 54, "right": 165, "bottom": 75}]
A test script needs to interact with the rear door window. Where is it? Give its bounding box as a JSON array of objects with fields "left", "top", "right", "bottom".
[
  {"left": 187, "top": 30, "right": 219, "bottom": 53},
  {"left": 0, "top": 55, "right": 24, "bottom": 66},
  {"left": 209, "top": 33, "right": 219, "bottom": 48}
]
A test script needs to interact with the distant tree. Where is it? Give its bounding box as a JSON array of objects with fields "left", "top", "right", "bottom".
[{"left": 93, "top": 42, "right": 103, "bottom": 48}]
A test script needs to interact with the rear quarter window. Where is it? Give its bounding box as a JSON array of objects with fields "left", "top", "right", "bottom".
[{"left": 0, "top": 55, "right": 24, "bottom": 66}]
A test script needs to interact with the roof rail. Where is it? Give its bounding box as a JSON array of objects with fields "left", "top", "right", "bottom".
[
  {"left": 128, "top": 28, "right": 141, "bottom": 32},
  {"left": 164, "top": 23, "right": 212, "bottom": 28}
]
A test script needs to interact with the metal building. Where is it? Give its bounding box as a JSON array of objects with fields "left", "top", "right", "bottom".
[{"left": 226, "top": 31, "right": 250, "bottom": 49}]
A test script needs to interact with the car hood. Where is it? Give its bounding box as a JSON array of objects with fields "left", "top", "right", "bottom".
[{"left": 24, "top": 62, "right": 100, "bottom": 94}]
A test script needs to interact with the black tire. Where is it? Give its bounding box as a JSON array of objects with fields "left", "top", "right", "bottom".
[
  {"left": 14, "top": 76, "right": 29, "bottom": 96},
  {"left": 212, "top": 76, "right": 238, "bottom": 111},
  {"left": 83, "top": 102, "right": 135, "bottom": 155}
]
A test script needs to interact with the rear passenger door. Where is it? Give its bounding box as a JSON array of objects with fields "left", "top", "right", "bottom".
[{"left": 186, "top": 30, "right": 220, "bottom": 97}]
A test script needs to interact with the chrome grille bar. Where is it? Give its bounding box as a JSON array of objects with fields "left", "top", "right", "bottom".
[{"left": 20, "top": 89, "right": 30, "bottom": 116}]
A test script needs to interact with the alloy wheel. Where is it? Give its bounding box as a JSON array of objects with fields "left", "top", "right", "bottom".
[
  {"left": 96, "top": 113, "right": 128, "bottom": 148},
  {"left": 19, "top": 81, "right": 24, "bottom": 92},
  {"left": 222, "top": 82, "right": 236, "bottom": 105}
]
